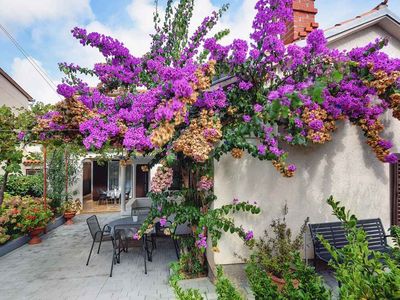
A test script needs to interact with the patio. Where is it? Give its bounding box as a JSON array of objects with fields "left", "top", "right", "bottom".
[{"left": 0, "top": 213, "right": 178, "bottom": 300}]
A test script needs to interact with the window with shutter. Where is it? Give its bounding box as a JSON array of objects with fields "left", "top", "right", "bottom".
[{"left": 390, "top": 153, "right": 400, "bottom": 226}]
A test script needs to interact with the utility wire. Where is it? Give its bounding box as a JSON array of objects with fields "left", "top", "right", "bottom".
[{"left": 0, "top": 23, "right": 63, "bottom": 100}]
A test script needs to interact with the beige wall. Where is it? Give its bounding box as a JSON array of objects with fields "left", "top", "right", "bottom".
[
  {"left": 209, "top": 25, "right": 400, "bottom": 265},
  {"left": 0, "top": 75, "right": 30, "bottom": 109}
]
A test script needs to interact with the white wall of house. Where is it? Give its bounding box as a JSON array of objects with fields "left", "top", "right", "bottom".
[
  {"left": 0, "top": 73, "right": 31, "bottom": 109},
  {"left": 208, "top": 23, "right": 400, "bottom": 265}
]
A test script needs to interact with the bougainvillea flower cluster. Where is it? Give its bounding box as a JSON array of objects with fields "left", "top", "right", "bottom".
[{"left": 33, "top": 0, "right": 400, "bottom": 252}]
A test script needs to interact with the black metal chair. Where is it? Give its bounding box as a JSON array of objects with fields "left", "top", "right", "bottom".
[
  {"left": 110, "top": 226, "right": 153, "bottom": 277},
  {"left": 170, "top": 222, "right": 192, "bottom": 259},
  {"left": 86, "top": 215, "right": 111, "bottom": 266},
  {"left": 98, "top": 189, "right": 109, "bottom": 205}
]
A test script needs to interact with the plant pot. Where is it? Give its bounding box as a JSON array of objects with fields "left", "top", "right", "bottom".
[
  {"left": 28, "top": 227, "right": 45, "bottom": 245},
  {"left": 268, "top": 272, "right": 299, "bottom": 291},
  {"left": 64, "top": 212, "right": 76, "bottom": 225}
]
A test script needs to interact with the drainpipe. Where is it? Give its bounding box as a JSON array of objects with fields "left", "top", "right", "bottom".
[{"left": 120, "top": 161, "right": 126, "bottom": 214}]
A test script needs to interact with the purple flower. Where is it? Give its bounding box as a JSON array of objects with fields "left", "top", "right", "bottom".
[
  {"left": 57, "top": 83, "right": 76, "bottom": 98},
  {"left": 195, "top": 233, "right": 207, "bottom": 249},
  {"left": 239, "top": 81, "right": 253, "bottom": 91},
  {"left": 287, "top": 164, "right": 296, "bottom": 172},
  {"left": 284, "top": 135, "right": 293, "bottom": 142},
  {"left": 253, "top": 104, "right": 263, "bottom": 113},
  {"left": 258, "top": 144, "right": 266, "bottom": 155},
  {"left": 233, "top": 198, "right": 239, "bottom": 204},
  {"left": 245, "top": 230, "right": 254, "bottom": 241},
  {"left": 160, "top": 217, "right": 167, "bottom": 227},
  {"left": 385, "top": 153, "right": 398, "bottom": 164},
  {"left": 268, "top": 91, "right": 279, "bottom": 101},
  {"left": 243, "top": 115, "right": 251, "bottom": 123},
  {"left": 378, "top": 140, "right": 393, "bottom": 150},
  {"left": 17, "top": 131, "right": 25, "bottom": 140},
  {"left": 309, "top": 119, "right": 324, "bottom": 131},
  {"left": 294, "top": 118, "right": 303, "bottom": 128},
  {"left": 133, "top": 233, "right": 140, "bottom": 240}
]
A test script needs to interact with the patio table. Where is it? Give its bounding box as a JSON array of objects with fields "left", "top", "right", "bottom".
[
  {"left": 107, "top": 215, "right": 154, "bottom": 276},
  {"left": 106, "top": 189, "right": 121, "bottom": 204}
]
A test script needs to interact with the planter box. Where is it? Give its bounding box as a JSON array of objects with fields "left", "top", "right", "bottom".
[{"left": 0, "top": 215, "right": 65, "bottom": 257}]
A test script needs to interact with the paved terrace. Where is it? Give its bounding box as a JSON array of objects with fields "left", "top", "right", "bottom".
[
  {"left": 0, "top": 213, "right": 180, "bottom": 300},
  {"left": 0, "top": 213, "right": 337, "bottom": 300}
]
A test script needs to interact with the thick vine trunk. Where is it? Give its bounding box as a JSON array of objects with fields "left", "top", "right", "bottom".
[{"left": 0, "top": 168, "right": 9, "bottom": 206}]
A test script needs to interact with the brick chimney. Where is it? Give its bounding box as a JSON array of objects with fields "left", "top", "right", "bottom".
[{"left": 283, "top": 0, "right": 319, "bottom": 45}]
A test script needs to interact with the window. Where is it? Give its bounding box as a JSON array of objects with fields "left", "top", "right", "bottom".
[
  {"left": 390, "top": 153, "right": 400, "bottom": 226},
  {"left": 26, "top": 168, "right": 41, "bottom": 176},
  {"left": 135, "top": 164, "right": 149, "bottom": 198},
  {"left": 108, "top": 161, "right": 119, "bottom": 190}
]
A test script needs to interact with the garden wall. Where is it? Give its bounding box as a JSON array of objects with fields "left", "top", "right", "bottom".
[{"left": 209, "top": 116, "right": 400, "bottom": 265}]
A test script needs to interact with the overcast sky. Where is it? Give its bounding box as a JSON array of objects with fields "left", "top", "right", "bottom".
[{"left": 1, "top": 0, "right": 399, "bottom": 104}]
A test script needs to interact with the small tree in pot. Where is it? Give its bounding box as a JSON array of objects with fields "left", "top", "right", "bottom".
[{"left": 61, "top": 199, "right": 81, "bottom": 225}]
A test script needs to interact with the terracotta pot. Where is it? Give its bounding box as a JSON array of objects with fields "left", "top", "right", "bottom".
[
  {"left": 268, "top": 272, "right": 299, "bottom": 291},
  {"left": 64, "top": 212, "right": 76, "bottom": 225},
  {"left": 28, "top": 227, "right": 45, "bottom": 245}
]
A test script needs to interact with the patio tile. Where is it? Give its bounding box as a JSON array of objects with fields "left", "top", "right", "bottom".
[{"left": 0, "top": 213, "right": 178, "bottom": 300}]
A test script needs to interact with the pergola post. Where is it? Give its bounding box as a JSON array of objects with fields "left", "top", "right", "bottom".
[
  {"left": 120, "top": 161, "right": 126, "bottom": 214},
  {"left": 43, "top": 144, "right": 47, "bottom": 210}
]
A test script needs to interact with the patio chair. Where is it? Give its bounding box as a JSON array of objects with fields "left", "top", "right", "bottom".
[
  {"left": 98, "top": 189, "right": 109, "bottom": 205},
  {"left": 110, "top": 226, "right": 154, "bottom": 277},
  {"left": 172, "top": 222, "right": 192, "bottom": 259},
  {"left": 86, "top": 215, "right": 111, "bottom": 266}
]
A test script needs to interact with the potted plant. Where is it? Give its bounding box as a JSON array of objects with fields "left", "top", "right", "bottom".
[
  {"left": 21, "top": 199, "right": 53, "bottom": 245},
  {"left": 61, "top": 199, "right": 81, "bottom": 225},
  {"left": 240, "top": 205, "right": 308, "bottom": 291}
]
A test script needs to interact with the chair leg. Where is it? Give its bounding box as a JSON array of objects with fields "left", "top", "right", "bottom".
[
  {"left": 86, "top": 239, "right": 96, "bottom": 266},
  {"left": 152, "top": 234, "right": 157, "bottom": 249},
  {"left": 173, "top": 238, "right": 180, "bottom": 259},
  {"left": 110, "top": 238, "right": 117, "bottom": 277},
  {"left": 142, "top": 236, "right": 147, "bottom": 274},
  {"left": 97, "top": 233, "right": 104, "bottom": 254}
]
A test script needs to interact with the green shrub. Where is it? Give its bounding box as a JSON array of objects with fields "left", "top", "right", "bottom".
[
  {"left": 319, "top": 196, "right": 400, "bottom": 299},
  {"left": 243, "top": 205, "right": 330, "bottom": 299},
  {"left": 245, "top": 252, "right": 331, "bottom": 300},
  {"left": 390, "top": 225, "right": 400, "bottom": 264},
  {"left": 215, "top": 266, "right": 244, "bottom": 300},
  {"left": 5, "top": 174, "right": 43, "bottom": 198},
  {"left": 171, "top": 280, "right": 204, "bottom": 300}
]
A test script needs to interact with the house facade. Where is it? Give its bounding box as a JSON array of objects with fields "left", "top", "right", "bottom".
[{"left": 208, "top": 1, "right": 400, "bottom": 266}]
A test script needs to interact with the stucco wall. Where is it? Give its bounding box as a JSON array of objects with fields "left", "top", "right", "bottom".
[
  {"left": 211, "top": 116, "right": 400, "bottom": 264},
  {"left": 209, "top": 24, "right": 400, "bottom": 265}
]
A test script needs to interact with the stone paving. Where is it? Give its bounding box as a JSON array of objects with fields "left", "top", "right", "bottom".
[
  {"left": 0, "top": 212, "right": 338, "bottom": 300},
  {"left": 0, "top": 213, "right": 179, "bottom": 300}
]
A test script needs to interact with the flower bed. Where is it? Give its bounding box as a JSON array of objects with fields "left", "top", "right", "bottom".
[{"left": 0, "top": 195, "right": 53, "bottom": 245}]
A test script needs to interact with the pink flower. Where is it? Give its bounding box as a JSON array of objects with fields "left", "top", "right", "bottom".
[
  {"left": 133, "top": 233, "right": 140, "bottom": 240},
  {"left": 160, "top": 217, "right": 167, "bottom": 227},
  {"left": 245, "top": 230, "right": 254, "bottom": 241}
]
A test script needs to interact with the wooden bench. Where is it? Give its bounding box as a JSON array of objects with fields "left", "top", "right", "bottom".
[{"left": 309, "top": 218, "right": 391, "bottom": 266}]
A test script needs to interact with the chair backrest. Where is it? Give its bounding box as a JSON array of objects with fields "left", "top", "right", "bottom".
[
  {"left": 309, "top": 218, "right": 387, "bottom": 257},
  {"left": 86, "top": 215, "right": 101, "bottom": 240}
]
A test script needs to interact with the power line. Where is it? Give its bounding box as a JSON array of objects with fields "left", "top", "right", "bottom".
[{"left": 0, "top": 23, "right": 63, "bottom": 100}]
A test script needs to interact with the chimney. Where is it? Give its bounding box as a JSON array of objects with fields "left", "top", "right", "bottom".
[{"left": 283, "top": 0, "right": 319, "bottom": 45}]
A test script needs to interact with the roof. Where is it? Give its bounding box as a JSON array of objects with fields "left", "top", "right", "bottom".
[
  {"left": 323, "top": 2, "right": 400, "bottom": 43},
  {"left": 0, "top": 67, "right": 33, "bottom": 102}
]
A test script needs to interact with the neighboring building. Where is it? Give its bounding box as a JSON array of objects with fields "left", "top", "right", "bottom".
[
  {"left": 208, "top": 1, "right": 400, "bottom": 268},
  {"left": 0, "top": 67, "right": 33, "bottom": 109},
  {"left": 0, "top": 67, "right": 41, "bottom": 176}
]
